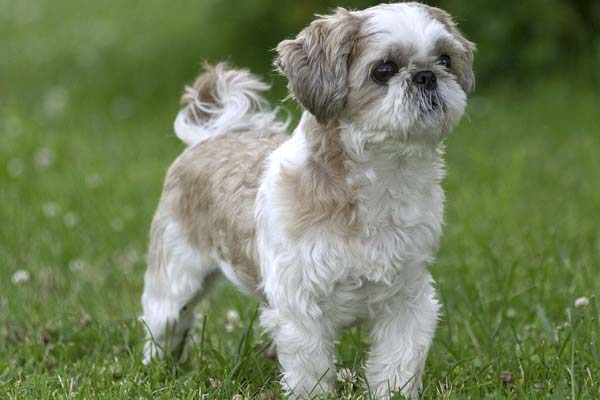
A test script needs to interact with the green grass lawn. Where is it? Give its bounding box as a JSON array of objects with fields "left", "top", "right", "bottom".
[{"left": 2, "top": 2, "right": 600, "bottom": 399}]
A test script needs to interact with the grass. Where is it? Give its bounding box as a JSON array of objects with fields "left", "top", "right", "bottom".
[{"left": 2, "top": 1, "right": 600, "bottom": 399}]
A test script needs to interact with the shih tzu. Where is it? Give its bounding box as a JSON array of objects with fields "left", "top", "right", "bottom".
[{"left": 141, "top": 2, "right": 474, "bottom": 398}]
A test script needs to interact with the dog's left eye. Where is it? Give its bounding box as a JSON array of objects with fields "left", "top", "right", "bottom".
[{"left": 437, "top": 54, "right": 451, "bottom": 69}]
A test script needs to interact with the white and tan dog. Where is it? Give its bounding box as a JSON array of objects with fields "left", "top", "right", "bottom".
[{"left": 141, "top": 2, "right": 474, "bottom": 398}]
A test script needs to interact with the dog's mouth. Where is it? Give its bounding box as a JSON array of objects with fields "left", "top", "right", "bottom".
[{"left": 417, "top": 89, "right": 446, "bottom": 114}]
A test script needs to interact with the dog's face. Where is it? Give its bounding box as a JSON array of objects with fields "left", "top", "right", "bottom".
[{"left": 276, "top": 2, "right": 475, "bottom": 144}]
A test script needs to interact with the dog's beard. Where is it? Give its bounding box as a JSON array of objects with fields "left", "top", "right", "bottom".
[
  {"left": 416, "top": 88, "right": 446, "bottom": 114},
  {"left": 404, "top": 86, "right": 450, "bottom": 136}
]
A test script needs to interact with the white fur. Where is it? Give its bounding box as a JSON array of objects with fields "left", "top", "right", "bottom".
[
  {"left": 365, "top": 3, "right": 455, "bottom": 57},
  {"left": 141, "top": 218, "right": 217, "bottom": 364}
]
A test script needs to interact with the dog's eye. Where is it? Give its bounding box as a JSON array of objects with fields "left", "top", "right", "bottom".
[
  {"left": 437, "top": 54, "right": 451, "bottom": 69},
  {"left": 371, "top": 61, "right": 399, "bottom": 84}
]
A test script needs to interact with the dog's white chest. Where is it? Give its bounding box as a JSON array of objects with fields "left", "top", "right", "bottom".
[{"left": 345, "top": 149, "right": 445, "bottom": 283}]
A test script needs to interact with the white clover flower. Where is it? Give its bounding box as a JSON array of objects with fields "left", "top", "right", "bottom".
[
  {"left": 64, "top": 212, "right": 79, "bottom": 227},
  {"left": 11, "top": 270, "right": 30, "bottom": 285},
  {"left": 69, "top": 259, "right": 86, "bottom": 272},
  {"left": 80, "top": 313, "right": 92, "bottom": 327},
  {"left": 34, "top": 147, "right": 55, "bottom": 168},
  {"left": 336, "top": 368, "right": 357, "bottom": 384},
  {"left": 43, "top": 202, "right": 60, "bottom": 218},
  {"left": 574, "top": 296, "right": 589, "bottom": 309},
  {"left": 226, "top": 309, "right": 240, "bottom": 323},
  {"left": 43, "top": 86, "right": 69, "bottom": 119},
  {"left": 86, "top": 174, "right": 102, "bottom": 189}
]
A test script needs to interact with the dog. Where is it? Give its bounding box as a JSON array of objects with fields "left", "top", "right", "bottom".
[{"left": 141, "top": 2, "right": 474, "bottom": 398}]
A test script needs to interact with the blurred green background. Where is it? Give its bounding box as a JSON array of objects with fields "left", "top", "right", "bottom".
[
  {"left": 3, "top": 0, "right": 600, "bottom": 113},
  {"left": 2, "top": 1, "right": 600, "bottom": 398}
]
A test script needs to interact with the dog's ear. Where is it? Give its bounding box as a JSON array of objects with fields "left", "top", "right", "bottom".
[
  {"left": 419, "top": 4, "right": 476, "bottom": 94},
  {"left": 275, "top": 8, "right": 362, "bottom": 124}
]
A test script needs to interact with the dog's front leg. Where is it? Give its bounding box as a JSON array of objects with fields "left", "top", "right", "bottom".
[
  {"left": 260, "top": 299, "right": 337, "bottom": 399},
  {"left": 365, "top": 275, "right": 440, "bottom": 399}
]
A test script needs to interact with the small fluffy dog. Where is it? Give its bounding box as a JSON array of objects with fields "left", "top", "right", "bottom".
[{"left": 141, "top": 2, "right": 474, "bottom": 398}]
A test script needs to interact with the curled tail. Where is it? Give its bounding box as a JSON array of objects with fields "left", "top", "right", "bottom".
[{"left": 174, "top": 63, "right": 289, "bottom": 147}]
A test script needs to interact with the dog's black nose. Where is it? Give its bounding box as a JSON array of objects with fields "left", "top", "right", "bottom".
[{"left": 413, "top": 71, "right": 437, "bottom": 90}]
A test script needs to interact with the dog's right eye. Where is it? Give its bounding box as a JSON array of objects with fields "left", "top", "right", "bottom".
[{"left": 371, "top": 61, "right": 399, "bottom": 84}]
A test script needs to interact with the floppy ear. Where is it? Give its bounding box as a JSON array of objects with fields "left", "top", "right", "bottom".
[
  {"left": 275, "top": 8, "right": 363, "bottom": 124},
  {"left": 420, "top": 4, "right": 476, "bottom": 94}
]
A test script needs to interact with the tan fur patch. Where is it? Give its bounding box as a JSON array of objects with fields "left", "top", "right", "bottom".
[
  {"left": 159, "top": 130, "right": 287, "bottom": 294},
  {"left": 275, "top": 9, "right": 365, "bottom": 123},
  {"left": 279, "top": 116, "right": 359, "bottom": 239},
  {"left": 180, "top": 63, "right": 218, "bottom": 112}
]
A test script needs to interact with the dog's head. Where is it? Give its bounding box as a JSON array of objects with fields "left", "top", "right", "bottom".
[{"left": 275, "top": 2, "right": 475, "bottom": 144}]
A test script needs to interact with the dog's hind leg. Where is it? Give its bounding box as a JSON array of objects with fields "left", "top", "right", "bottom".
[{"left": 141, "top": 209, "right": 218, "bottom": 364}]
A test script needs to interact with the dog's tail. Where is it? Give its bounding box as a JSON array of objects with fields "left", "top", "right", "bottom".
[{"left": 173, "top": 62, "right": 288, "bottom": 147}]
